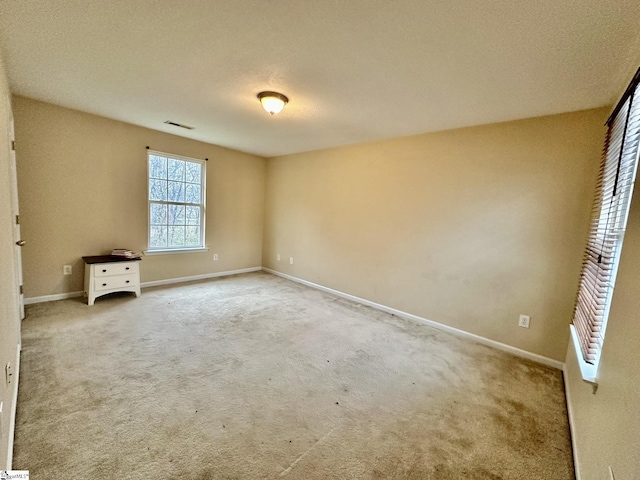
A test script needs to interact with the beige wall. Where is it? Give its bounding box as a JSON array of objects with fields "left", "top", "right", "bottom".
[
  {"left": 0, "top": 52, "right": 21, "bottom": 468},
  {"left": 263, "top": 109, "right": 608, "bottom": 361},
  {"left": 12, "top": 96, "right": 266, "bottom": 298}
]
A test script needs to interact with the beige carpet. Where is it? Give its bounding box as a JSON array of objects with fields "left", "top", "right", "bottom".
[{"left": 14, "top": 272, "right": 574, "bottom": 479}]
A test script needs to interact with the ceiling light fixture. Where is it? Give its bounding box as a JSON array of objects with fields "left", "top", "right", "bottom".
[{"left": 257, "top": 91, "right": 288, "bottom": 116}]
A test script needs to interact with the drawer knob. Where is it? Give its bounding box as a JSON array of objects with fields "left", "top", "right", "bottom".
[
  {"left": 126, "top": 267, "right": 130, "bottom": 270},
  {"left": 102, "top": 269, "right": 107, "bottom": 272},
  {"left": 102, "top": 283, "right": 107, "bottom": 287},
  {"left": 126, "top": 280, "right": 130, "bottom": 283}
]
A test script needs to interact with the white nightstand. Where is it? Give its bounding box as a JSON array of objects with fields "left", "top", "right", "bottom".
[{"left": 83, "top": 255, "right": 142, "bottom": 305}]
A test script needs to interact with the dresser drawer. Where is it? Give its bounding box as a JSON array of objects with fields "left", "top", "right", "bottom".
[
  {"left": 94, "top": 273, "right": 139, "bottom": 291},
  {"left": 83, "top": 255, "right": 142, "bottom": 305},
  {"left": 94, "top": 262, "right": 139, "bottom": 277}
]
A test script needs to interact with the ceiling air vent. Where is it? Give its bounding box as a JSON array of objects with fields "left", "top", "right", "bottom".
[{"left": 164, "top": 120, "right": 195, "bottom": 130}]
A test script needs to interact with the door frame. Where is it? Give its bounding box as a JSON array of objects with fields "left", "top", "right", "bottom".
[{"left": 8, "top": 115, "right": 24, "bottom": 328}]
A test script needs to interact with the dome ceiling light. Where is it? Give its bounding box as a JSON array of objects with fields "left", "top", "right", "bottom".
[{"left": 257, "top": 91, "right": 289, "bottom": 116}]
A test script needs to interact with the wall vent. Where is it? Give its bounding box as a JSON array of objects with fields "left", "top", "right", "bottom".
[{"left": 164, "top": 120, "right": 195, "bottom": 130}]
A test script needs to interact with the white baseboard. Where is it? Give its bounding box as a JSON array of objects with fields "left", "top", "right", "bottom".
[
  {"left": 563, "top": 359, "right": 582, "bottom": 480},
  {"left": 6, "top": 342, "right": 20, "bottom": 470},
  {"left": 24, "top": 291, "right": 83, "bottom": 305},
  {"left": 263, "top": 268, "right": 565, "bottom": 370},
  {"left": 22, "top": 266, "right": 564, "bottom": 371},
  {"left": 23, "top": 267, "right": 263, "bottom": 305},
  {"left": 140, "top": 267, "right": 262, "bottom": 289}
]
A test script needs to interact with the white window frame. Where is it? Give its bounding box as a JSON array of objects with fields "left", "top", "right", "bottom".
[
  {"left": 571, "top": 69, "right": 640, "bottom": 387},
  {"left": 144, "top": 150, "right": 208, "bottom": 255}
]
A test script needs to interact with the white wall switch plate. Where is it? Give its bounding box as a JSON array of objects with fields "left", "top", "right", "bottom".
[
  {"left": 289, "top": 257, "right": 294, "bottom": 265},
  {"left": 63, "top": 265, "right": 72, "bottom": 275},
  {"left": 276, "top": 254, "right": 280, "bottom": 261},
  {"left": 213, "top": 253, "right": 218, "bottom": 261},
  {"left": 518, "top": 314, "right": 530, "bottom": 328}
]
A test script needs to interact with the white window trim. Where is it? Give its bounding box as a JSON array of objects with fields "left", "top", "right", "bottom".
[
  {"left": 572, "top": 157, "right": 638, "bottom": 387},
  {"left": 147, "top": 150, "right": 207, "bottom": 251},
  {"left": 143, "top": 247, "right": 210, "bottom": 256},
  {"left": 570, "top": 324, "right": 598, "bottom": 385},
  {"left": 570, "top": 69, "right": 640, "bottom": 389}
]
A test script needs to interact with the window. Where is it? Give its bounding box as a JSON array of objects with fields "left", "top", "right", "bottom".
[
  {"left": 147, "top": 151, "right": 206, "bottom": 251},
  {"left": 571, "top": 67, "right": 640, "bottom": 382}
]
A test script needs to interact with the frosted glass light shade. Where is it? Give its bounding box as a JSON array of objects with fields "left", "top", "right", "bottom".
[{"left": 257, "top": 91, "right": 288, "bottom": 115}]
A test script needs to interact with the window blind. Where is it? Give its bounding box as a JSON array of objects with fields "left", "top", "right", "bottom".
[{"left": 572, "top": 67, "right": 640, "bottom": 365}]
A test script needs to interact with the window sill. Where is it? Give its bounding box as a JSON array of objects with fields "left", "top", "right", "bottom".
[
  {"left": 569, "top": 324, "right": 599, "bottom": 390},
  {"left": 143, "top": 247, "right": 209, "bottom": 256}
]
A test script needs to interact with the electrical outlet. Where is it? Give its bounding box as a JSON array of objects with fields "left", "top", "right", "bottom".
[
  {"left": 276, "top": 254, "right": 280, "bottom": 261},
  {"left": 289, "top": 257, "right": 294, "bottom": 265},
  {"left": 518, "top": 314, "right": 530, "bottom": 328},
  {"left": 213, "top": 253, "right": 218, "bottom": 261},
  {"left": 63, "top": 265, "right": 72, "bottom": 275},
  {"left": 5, "top": 362, "right": 12, "bottom": 385}
]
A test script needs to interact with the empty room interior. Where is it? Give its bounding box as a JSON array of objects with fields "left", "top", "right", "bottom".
[{"left": 1, "top": 1, "right": 640, "bottom": 479}]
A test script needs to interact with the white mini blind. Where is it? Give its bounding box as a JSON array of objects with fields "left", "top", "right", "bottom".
[{"left": 572, "top": 68, "right": 640, "bottom": 365}]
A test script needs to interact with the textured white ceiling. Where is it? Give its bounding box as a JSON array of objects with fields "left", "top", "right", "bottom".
[{"left": 1, "top": 1, "right": 640, "bottom": 157}]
